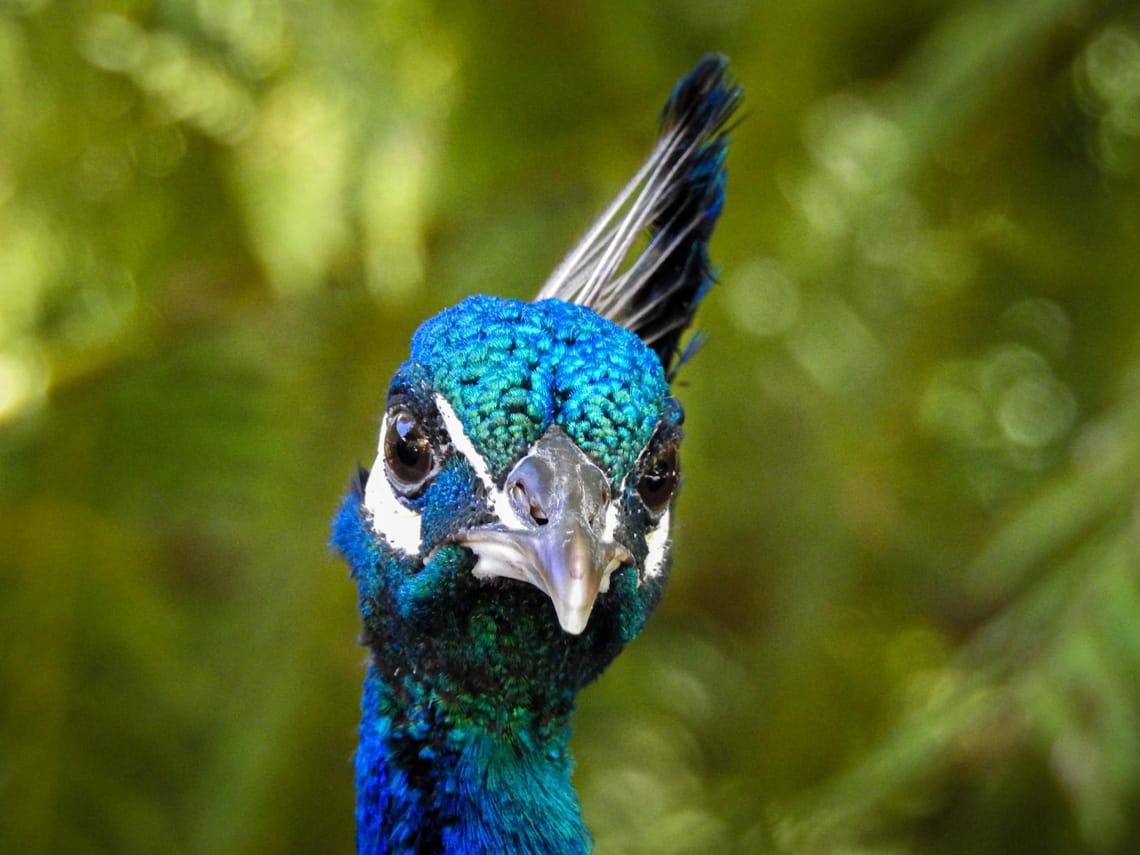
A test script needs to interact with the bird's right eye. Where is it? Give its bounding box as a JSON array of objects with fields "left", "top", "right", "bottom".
[
  {"left": 636, "top": 443, "right": 679, "bottom": 515},
  {"left": 384, "top": 409, "right": 435, "bottom": 496}
]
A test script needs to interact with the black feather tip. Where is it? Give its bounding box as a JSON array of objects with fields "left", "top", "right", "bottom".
[
  {"left": 534, "top": 54, "right": 742, "bottom": 380},
  {"left": 639, "top": 53, "right": 742, "bottom": 374}
]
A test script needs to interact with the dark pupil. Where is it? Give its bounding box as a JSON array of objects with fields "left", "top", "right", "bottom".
[
  {"left": 386, "top": 411, "right": 432, "bottom": 485},
  {"left": 638, "top": 448, "right": 677, "bottom": 511},
  {"left": 395, "top": 420, "right": 426, "bottom": 467}
]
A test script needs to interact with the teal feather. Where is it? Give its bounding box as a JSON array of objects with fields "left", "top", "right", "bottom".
[{"left": 411, "top": 297, "right": 668, "bottom": 478}]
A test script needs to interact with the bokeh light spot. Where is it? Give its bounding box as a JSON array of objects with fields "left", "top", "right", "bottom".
[
  {"left": 998, "top": 375, "right": 1077, "bottom": 448},
  {"left": 728, "top": 259, "right": 801, "bottom": 338}
]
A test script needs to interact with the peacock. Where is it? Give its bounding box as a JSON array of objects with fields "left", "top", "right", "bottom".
[{"left": 332, "top": 54, "right": 741, "bottom": 854}]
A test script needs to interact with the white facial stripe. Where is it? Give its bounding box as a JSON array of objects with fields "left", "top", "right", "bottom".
[
  {"left": 642, "top": 507, "right": 671, "bottom": 581},
  {"left": 432, "top": 394, "right": 532, "bottom": 531},
  {"left": 433, "top": 394, "right": 493, "bottom": 487},
  {"left": 602, "top": 500, "right": 622, "bottom": 544},
  {"left": 362, "top": 417, "right": 423, "bottom": 554}
]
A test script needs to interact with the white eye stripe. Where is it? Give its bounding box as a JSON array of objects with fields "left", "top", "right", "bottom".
[
  {"left": 602, "top": 500, "right": 622, "bottom": 544},
  {"left": 432, "top": 396, "right": 494, "bottom": 489},
  {"left": 433, "top": 395, "right": 534, "bottom": 531},
  {"left": 642, "top": 508, "right": 671, "bottom": 581},
  {"left": 363, "top": 416, "right": 424, "bottom": 554}
]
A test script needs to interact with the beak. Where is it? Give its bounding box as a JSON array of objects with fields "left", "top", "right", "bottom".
[{"left": 457, "top": 427, "right": 631, "bottom": 634}]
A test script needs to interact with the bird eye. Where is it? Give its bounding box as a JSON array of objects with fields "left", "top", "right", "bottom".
[
  {"left": 636, "top": 445, "right": 679, "bottom": 514},
  {"left": 384, "top": 409, "right": 435, "bottom": 495}
]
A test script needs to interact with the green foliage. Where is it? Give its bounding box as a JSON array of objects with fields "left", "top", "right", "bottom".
[{"left": 3, "top": 1, "right": 1140, "bottom": 852}]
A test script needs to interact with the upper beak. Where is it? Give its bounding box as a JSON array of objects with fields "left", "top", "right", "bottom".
[{"left": 457, "top": 426, "right": 631, "bottom": 634}]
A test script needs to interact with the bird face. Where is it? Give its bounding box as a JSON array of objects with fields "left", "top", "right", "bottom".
[{"left": 346, "top": 296, "right": 681, "bottom": 686}]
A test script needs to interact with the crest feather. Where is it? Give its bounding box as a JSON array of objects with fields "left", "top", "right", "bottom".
[{"left": 535, "top": 54, "right": 742, "bottom": 376}]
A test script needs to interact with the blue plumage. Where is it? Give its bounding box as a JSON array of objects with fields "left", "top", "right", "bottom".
[{"left": 333, "top": 55, "right": 740, "bottom": 853}]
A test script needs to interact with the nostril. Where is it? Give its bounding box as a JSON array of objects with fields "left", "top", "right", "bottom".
[
  {"left": 529, "top": 499, "right": 549, "bottom": 526},
  {"left": 510, "top": 480, "right": 549, "bottom": 526}
]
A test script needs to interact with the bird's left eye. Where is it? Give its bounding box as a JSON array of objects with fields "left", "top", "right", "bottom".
[
  {"left": 636, "top": 445, "right": 679, "bottom": 514},
  {"left": 384, "top": 409, "right": 435, "bottom": 496}
]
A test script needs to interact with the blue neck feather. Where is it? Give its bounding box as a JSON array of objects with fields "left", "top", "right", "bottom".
[
  {"left": 333, "top": 485, "right": 643, "bottom": 854},
  {"left": 356, "top": 667, "right": 590, "bottom": 855}
]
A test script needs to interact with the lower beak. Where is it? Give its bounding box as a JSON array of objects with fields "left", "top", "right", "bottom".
[{"left": 457, "top": 427, "right": 631, "bottom": 634}]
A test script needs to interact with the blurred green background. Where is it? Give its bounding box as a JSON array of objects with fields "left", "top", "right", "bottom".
[{"left": 3, "top": 1, "right": 1140, "bottom": 853}]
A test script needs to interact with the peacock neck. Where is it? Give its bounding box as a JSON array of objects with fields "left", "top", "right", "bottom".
[{"left": 356, "top": 664, "right": 592, "bottom": 855}]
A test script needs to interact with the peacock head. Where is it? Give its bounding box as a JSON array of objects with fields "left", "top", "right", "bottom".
[
  {"left": 373, "top": 295, "right": 679, "bottom": 635},
  {"left": 334, "top": 55, "right": 739, "bottom": 708},
  {"left": 334, "top": 298, "right": 683, "bottom": 706}
]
